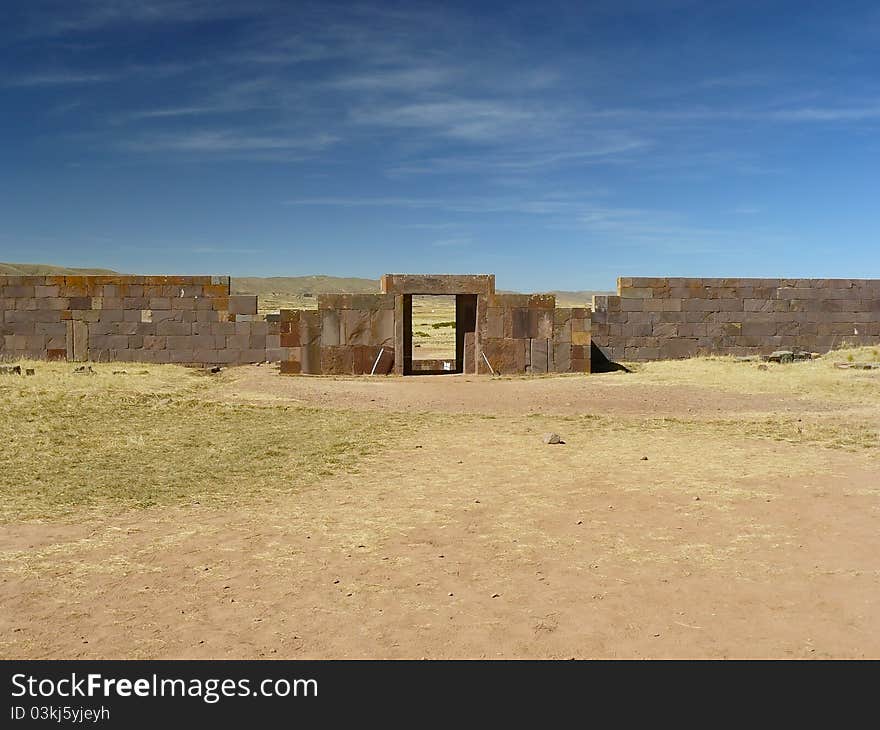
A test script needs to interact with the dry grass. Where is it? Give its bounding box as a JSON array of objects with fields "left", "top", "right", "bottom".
[
  {"left": 0, "top": 361, "right": 433, "bottom": 522},
  {"left": 3, "top": 348, "right": 880, "bottom": 659},
  {"left": 3, "top": 347, "right": 878, "bottom": 524},
  {"left": 623, "top": 347, "right": 880, "bottom": 405}
]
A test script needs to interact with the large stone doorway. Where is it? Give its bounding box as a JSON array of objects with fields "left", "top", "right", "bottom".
[{"left": 405, "top": 293, "right": 477, "bottom": 375}]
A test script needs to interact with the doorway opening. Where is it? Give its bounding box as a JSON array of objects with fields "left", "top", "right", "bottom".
[{"left": 404, "top": 294, "right": 477, "bottom": 375}]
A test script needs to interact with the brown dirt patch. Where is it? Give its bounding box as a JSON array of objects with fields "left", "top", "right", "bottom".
[{"left": 2, "top": 359, "right": 879, "bottom": 658}]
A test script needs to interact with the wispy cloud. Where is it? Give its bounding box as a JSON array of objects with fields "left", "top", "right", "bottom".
[
  {"left": 698, "top": 72, "right": 776, "bottom": 89},
  {"left": 17, "top": 0, "right": 263, "bottom": 38},
  {"left": 431, "top": 237, "right": 473, "bottom": 248},
  {"left": 351, "top": 100, "right": 545, "bottom": 141},
  {"left": 6, "top": 71, "right": 114, "bottom": 86},
  {"left": 285, "top": 193, "right": 790, "bottom": 256},
  {"left": 329, "top": 67, "right": 457, "bottom": 92},
  {"left": 190, "top": 245, "right": 261, "bottom": 254},
  {"left": 285, "top": 197, "right": 446, "bottom": 209},
  {"left": 768, "top": 104, "right": 880, "bottom": 121},
  {"left": 124, "top": 106, "right": 229, "bottom": 120},
  {"left": 123, "top": 130, "right": 338, "bottom": 157}
]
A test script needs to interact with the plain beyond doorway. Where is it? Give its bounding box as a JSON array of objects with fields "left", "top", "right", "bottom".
[
  {"left": 404, "top": 294, "right": 477, "bottom": 375},
  {"left": 410, "top": 294, "right": 456, "bottom": 374}
]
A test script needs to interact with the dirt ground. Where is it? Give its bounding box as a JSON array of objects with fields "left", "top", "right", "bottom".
[{"left": 2, "top": 356, "right": 879, "bottom": 659}]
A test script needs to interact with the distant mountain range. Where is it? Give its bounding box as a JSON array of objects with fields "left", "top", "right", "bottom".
[
  {"left": 0, "top": 262, "right": 119, "bottom": 276},
  {"left": 0, "top": 263, "right": 612, "bottom": 309}
]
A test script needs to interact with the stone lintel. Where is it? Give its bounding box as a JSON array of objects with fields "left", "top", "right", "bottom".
[{"left": 380, "top": 273, "right": 495, "bottom": 296}]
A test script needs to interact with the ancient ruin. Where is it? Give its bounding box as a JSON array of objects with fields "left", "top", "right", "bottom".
[
  {"left": 1, "top": 273, "right": 878, "bottom": 373},
  {"left": 279, "top": 274, "right": 589, "bottom": 375}
]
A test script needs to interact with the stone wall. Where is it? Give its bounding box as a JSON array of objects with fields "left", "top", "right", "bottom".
[
  {"left": 277, "top": 286, "right": 591, "bottom": 376},
  {"left": 592, "top": 277, "right": 880, "bottom": 361},
  {"left": 279, "top": 294, "right": 395, "bottom": 375},
  {"left": 475, "top": 294, "right": 591, "bottom": 374},
  {"left": 9, "top": 272, "right": 877, "bottom": 369},
  {"left": 0, "top": 275, "right": 284, "bottom": 364}
]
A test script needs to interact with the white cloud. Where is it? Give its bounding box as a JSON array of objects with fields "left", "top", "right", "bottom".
[
  {"left": 431, "top": 237, "right": 473, "bottom": 248},
  {"left": 329, "top": 67, "right": 457, "bottom": 92},
  {"left": 351, "top": 100, "right": 543, "bottom": 141},
  {"left": 124, "top": 130, "right": 338, "bottom": 155},
  {"left": 6, "top": 71, "right": 114, "bottom": 86}
]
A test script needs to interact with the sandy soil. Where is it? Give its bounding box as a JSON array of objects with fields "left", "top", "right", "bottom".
[
  {"left": 211, "top": 365, "right": 845, "bottom": 418},
  {"left": 2, "top": 366, "right": 879, "bottom": 659}
]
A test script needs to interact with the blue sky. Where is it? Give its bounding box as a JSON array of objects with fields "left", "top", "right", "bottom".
[{"left": 1, "top": 0, "right": 879, "bottom": 290}]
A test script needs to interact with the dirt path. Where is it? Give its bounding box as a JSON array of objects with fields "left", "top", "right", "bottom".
[
  {"left": 211, "top": 365, "right": 847, "bottom": 418},
  {"left": 2, "top": 378, "right": 878, "bottom": 658}
]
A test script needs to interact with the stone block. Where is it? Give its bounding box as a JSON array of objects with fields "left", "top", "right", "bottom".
[
  {"left": 658, "top": 338, "right": 699, "bottom": 359},
  {"left": 320, "top": 310, "right": 340, "bottom": 346},
  {"left": 171, "top": 297, "right": 196, "bottom": 310},
  {"left": 167, "top": 349, "right": 195, "bottom": 363},
  {"left": 342, "top": 309, "right": 371, "bottom": 346},
  {"left": 619, "top": 287, "right": 654, "bottom": 299},
  {"left": 300, "top": 311, "right": 321, "bottom": 346},
  {"left": 228, "top": 295, "right": 258, "bottom": 315},
  {"left": 644, "top": 298, "right": 682, "bottom": 312},
  {"left": 554, "top": 317, "right": 571, "bottom": 343},
  {"left": 463, "top": 332, "right": 475, "bottom": 374},
  {"left": 96, "top": 310, "right": 124, "bottom": 324},
  {"left": 370, "top": 308, "right": 394, "bottom": 346},
  {"left": 141, "top": 335, "right": 165, "bottom": 350},
  {"left": 210, "top": 321, "right": 236, "bottom": 336},
  {"left": 4, "top": 334, "right": 27, "bottom": 351},
  {"left": 554, "top": 307, "right": 572, "bottom": 326},
  {"left": 301, "top": 341, "right": 321, "bottom": 373},
  {"left": 66, "top": 320, "right": 88, "bottom": 361},
  {"left": 45, "top": 297, "right": 70, "bottom": 310},
  {"left": 508, "top": 308, "right": 531, "bottom": 339},
  {"left": 527, "top": 294, "right": 556, "bottom": 309},
  {"left": 14, "top": 298, "right": 38, "bottom": 311},
  {"left": 572, "top": 330, "right": 591, "bottom": 346},
  {"left": 321, "top": 346, "right": 354, "bottom": 374},
  {"left": 353, "top": 346, "right": 380, "bottom": 374},
  {"left": 621, "top": 298, "right": 644, "bottom": 312},
  {"left": 371, "top": 346, "right": 395, "bottom": 375},
  {"left": 156, "top": 320, "right": 191, "bottom": 336},
  {"left": 741, "top": 321, "right": 777, "bottom": 337},
  {"left": 552, "top": 343, "right": 570, "bottom": 372},
  {"left": 249, "top": 321, "right": 269, "bottom": 336},
  {"left": 531, "top": 309, "right": 554, "bottom": 339},
  {"left": 237, "top": 349, "right": 267, "bottom": 363},
  {"left": 280, "top": 359, "right": 301, "bottom": 374},
  {"left": 68, "top": 296, "right": 92, "bottom": 310},
  {"left": 321, "top": 293, "right": 392, "bottom": 310},
  {"left": 225, "top": 334, "right": 249, "bottom": 349},
  {"left": 490, "top": 293, "right": 531, "bottom": 308},
  {"left": 486, "top": 307, "right": 503, "bottom": 338},
  {"left": 480, "top": 337, "right": 529, "bottom": 374},
  {"left": 529, "top": 338, "right": 549, "bottom": 373},
  {"left": 380, "top": 274, "right": 493, "bottom": 295},
  {"left": 3, "top": 285, "right": 35, "bottom": 298},
  {"left": 89, "top": 334, "right": 129, "bottom": 351}
]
